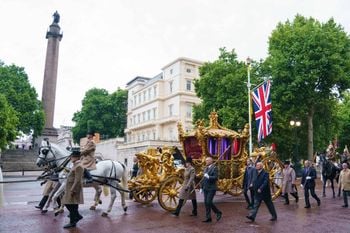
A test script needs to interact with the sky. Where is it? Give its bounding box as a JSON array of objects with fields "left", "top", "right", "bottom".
[{"left": 1, "top": 0, "right": 349, "bottom": 128}]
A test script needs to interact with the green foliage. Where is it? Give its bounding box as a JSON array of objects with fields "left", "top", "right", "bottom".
[
  {"left": 0, "top": 62, "right": 44, "bottom": 139},
  {"left": 193, "top": 48, "right": 260, "bottom": 131},
  {"left": 264, "top": 15, "right": 350, "bottom": 159},
  {"left": 72, "top": 88, "right": 128, "bottom": 143},
  {"left": 337, "top": 91, "right": 350, "bottom": 149},
  {"left": 0, "top": 94, "right": 19, "bottom": 149}
]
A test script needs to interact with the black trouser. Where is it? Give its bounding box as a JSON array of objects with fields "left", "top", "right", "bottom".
[
  {"left": 343, "top": 190, "right": 350, "bottom": 206},
  {"left": 244, "top": 188, "right": 254, "bottom": 207},
  {"left": 204, "top": 190, "right": 221, "bottom": 220},
  {"left": 304, "top": 185, "right": 320, "bottom": 206},
  {"left": 174, "top": 199, "right": 197, "bottom": 215},
  {"left": 65, "top": 204, "right": 81, "bottom": 224},
  {"left": 249, "top": 195, "right": 277, "bottom": 219}
]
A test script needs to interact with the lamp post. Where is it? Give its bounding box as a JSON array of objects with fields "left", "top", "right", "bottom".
[{"left": 290, "top": 120, "right": 301, "bottom": 162}]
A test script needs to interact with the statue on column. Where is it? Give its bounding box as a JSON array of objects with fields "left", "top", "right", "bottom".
[{"left": 53, "top": 11, "right": 60, "bottom": 24}]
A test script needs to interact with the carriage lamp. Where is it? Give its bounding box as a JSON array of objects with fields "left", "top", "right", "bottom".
[{"left": 289, "top": 120, "right": 301, "bottom": 127}]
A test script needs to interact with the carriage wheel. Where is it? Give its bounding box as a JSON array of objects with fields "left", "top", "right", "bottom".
[
  {"left": 158, "top": 176, "right": 183, "bottom": 211},
  {"left": 227, "top": 175, "right": 244, "bottom": 196},
  {"left": 133, "top": 187, "right": 157, "bottom": 204},
  {"left": 261, "top": 156, "right": 283, "bottom": 200}
]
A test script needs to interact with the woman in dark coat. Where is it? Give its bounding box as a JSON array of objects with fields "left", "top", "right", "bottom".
[{"left": 172, "top": 157, "right": 197, "bottom": 216}]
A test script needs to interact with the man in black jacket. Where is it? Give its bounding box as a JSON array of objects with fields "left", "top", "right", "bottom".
[
  {"left": 246, "top": 162, "right": 277, "bottom": 222},
  {"left": 301, "top": 160, "right": 321, "bottom": 208},
  {"left": 243, "top": 158, "right": 257, "bottom": 209},
  {"left": 200, "top": 156, "right": 222, "bottom": 223}
]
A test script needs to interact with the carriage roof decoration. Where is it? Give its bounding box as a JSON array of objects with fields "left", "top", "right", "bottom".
[{"left": 129, "top": 111, "right": 283, "bottom": 212}]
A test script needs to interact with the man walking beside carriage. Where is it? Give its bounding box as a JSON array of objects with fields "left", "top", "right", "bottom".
[
  {"left": 243, "top": 158, "right": 256, "bottom": 209},
  {"left": 281, "top": 160, "right": 299, "bottom": 205},
  {"left": 301, "top": 160, "right": 321, "bottom": 208},
  {"left": 62, "top": 150, "right": 84, "bottom": 229},
  {"left": 246, "top": 162, "right": 277, "bottom": 222},
  {"left": 201, "top": 156, "right": 222, "bottom": 223}
]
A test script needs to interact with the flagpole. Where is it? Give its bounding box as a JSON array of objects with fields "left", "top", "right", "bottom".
[{"left": 247, "top": 57, "right": 253, "bottom": 156}]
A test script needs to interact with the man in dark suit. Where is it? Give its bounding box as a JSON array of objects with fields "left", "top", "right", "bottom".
[
  {"left": 243, "top": 158, "right": 257, "bottom": 209},
  {"left": 200, "top": 156, "right": 222, "bottom": 223},
  {"left": 301, "top": 160, "right": 321, "bottom": 208},
  {"left": 246, "top": 162, "right": 277, "bottom": 222}
]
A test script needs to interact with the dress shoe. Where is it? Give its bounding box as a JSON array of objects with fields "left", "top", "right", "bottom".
[
  {"left": 270, "top": 217, "right": 277, "bottom": 221},
  {"left": 63, "top": 223, "right": 76, "bottom": 229},
  {"left": 171, "top": 212, "right": 179, "bottom": 216},
  {"left": 317, "top": 200, "right": 321, "bottom": 206},
  {"left": 202, "top": 219, "right": 212, "bottom": 223},
  {"left": 246, "top": 215, "right": 255, "bottom": 222},
  {"left": 342, "top": 205, "right": 348, "bottom": 208},
  {"left": 216, "top": 212, "right": 222, "bottom": 221},
  {"left": 304, "top": 205, "right": 311, "bottom": 208},
  {"left": 295, "top": 197, "right": 299, "bottom": 203},
  {"left": 41, "top": 209, "right": 48, "bottom": 213},
  {"left": 35, "top": 206, "right": 42, "bottom": 210},
  {"left": 75, "top": 214, "right": 83, "bottom": 223}
]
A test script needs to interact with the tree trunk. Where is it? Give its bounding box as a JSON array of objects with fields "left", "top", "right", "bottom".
[{"left": 307, "top": 106, "right": 314, "bottom": 161}]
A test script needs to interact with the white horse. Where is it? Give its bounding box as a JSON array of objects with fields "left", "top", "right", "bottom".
[{"left": 36, "top": 142, "right": 128, "bottom": 217}]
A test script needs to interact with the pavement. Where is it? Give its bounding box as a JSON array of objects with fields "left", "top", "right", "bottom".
[{"left": 1, "top": 172, "right": 350, "bottom": 233}]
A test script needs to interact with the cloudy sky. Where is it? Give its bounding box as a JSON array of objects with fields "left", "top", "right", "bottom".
[{"left": 1, "top": 0, "right": 349, "bottom": 127}]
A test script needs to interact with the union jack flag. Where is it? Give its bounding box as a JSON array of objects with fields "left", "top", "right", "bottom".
[{"left": 251, "top": 80, "right": 272, "bottom": 142}]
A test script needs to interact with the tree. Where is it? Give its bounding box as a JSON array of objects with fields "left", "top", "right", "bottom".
[
  {"left": 72, "top": 88, "right": 128, "bottom": 143},
  {"left": 193, "top": 48, "right": 260, "bottom": 131},
  {"left": 0, "top": 94, "right": 18, "bottom": 149},
  {"left": 264, "top": 15, "right": 350, "bottom": 160},
  {"left": 337, "top": 91, "right": 350, "bottom": 150},
  {"left": 0, "top": 62, "right": 44, "bottom": 138}
]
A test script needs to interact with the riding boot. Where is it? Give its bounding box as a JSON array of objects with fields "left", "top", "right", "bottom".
[
  {"left": 84, "top": 169, "right": 93, "bottom": 183},
  {"left": 172, "top": 199, "right": 184, "bottom": 216},
  {"left": 191, "top": 199, "right": 197, "bottom": 216},
  {"left": 35, "top": 195, "right": 49, "bottom": 210}
]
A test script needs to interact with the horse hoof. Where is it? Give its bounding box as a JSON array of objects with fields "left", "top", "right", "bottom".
[
  {"left": 124, "top": 207, "right": 128, "bottom": 212},
  {"left": 90, "top": 206, "right": 96, "bottom": 210},
  {"left": 101, "top": 212, "right": 108, "bottom": 217}
]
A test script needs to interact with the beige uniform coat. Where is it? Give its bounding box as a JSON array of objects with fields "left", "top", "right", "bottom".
[
  {"left": 80, "top": 139, "right": 96, "bottom": 170},
  {"left": 42, "top": 180, "right": 55, "bottom": 196},
  {"left": 282, "top": 166, "right": 296, "bottom": 194},
  {"left": 62, "top": 161, "right": 84, "bottom": 205},
  {"left": 179, "top": 166, "right": 196, "bottom": 200},
  {"left": 339, "top": 168, "right": 350, "bottom": 191}
]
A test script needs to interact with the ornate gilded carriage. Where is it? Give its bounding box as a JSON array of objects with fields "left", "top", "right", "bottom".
[{"left": 128, "top": 111, "right": 283, "bottom": 211}]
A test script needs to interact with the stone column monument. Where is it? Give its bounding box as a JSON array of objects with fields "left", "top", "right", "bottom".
[{"left": 40, "top": 11, "right": 63, "bottom": 142}]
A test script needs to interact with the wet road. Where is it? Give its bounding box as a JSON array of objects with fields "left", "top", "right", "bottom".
[{"left": 1, "top": 173, "right": 349, "bottom": 233}]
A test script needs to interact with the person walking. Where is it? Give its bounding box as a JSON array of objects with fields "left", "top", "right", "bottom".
[
  {"left": 200, "top": 156, "right": 222, "bottom": 223},
  {"left": 246, "top": 162, "right": 277, "bottom": 222},
  {"left": 80, "top": 131, "right": 96, "bottom": 183},
  {"left": 339, "top": 162, "right": 350, "bottom": 207},
  {"left": 281, "top": 160, "right": 299, "bottom": 204},
  {"left": 62, "top": 151, "right": 84, "bottom": 229},
  {"left": 301, "top": 160, "right": 321, "bottom": 208},
  {"left": 243, "top": 158, "right": 256, "bottom": 209},
  {"left": 129, "top": 156, "right": 139, "bottom": 199},
  {"left": 172, "top": 157, "right": 197, "bottom": 216}
]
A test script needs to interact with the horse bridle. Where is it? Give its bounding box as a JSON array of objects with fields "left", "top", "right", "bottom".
[{"left": 39, "top": 145, "right": 70, "bottom": 168}]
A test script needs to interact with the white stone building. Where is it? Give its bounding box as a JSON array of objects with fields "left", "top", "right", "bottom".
[{"left": 113, "top": 57, "right": 203, "bottom": 173}]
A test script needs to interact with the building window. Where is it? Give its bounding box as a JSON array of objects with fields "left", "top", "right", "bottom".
[
  {"left": 169, "top": 81, "right": 173, "bottom": 94},
  {"left": 186, "top": 68, "right": 191, "bottom": 73},
  {"left": 148, "top": 89, "right": 151, "bottom": 100},
  {"left": 186, "top": 80, "right": 192, "bottom": 91},
  {"left": 153, "top": 108, "right": 156, "bottom": 119},
  {"left": 138, "top": 94, "right": 141, "bottom": 104},
  {"left": 142, "top": 112, "right": 146, "bottom": 122},
  {"left": 137, "top": 114, "right": 140, "bottom": 123},
  {"left": 153, "top": 131, "right": 156, "bottom": 140},
  {"left": 168, "top": 104, "right": 173, "bottom": 116},
  {"left": 133, "top": 115, "right": 136, "bottom": 124},
  {"left": 143, "top": 91, "right": 146, "bottom": 102},
  {"left": 170, "top": 69, "right": 173, "bottom": 74},
  {"left": 134, "top": 96, "right": 137, "bottom": 106},
  {"left": 153, "top": 86, "right": 157, "bottom": 98},
  {"left": 186, "top": 103, "right": 192, "bottom": 118},
  {"left": 147, "top": 110, "right": 151, "bottom": 121},
  {"left": 169, "top": 128, "right": 174, "bottom": 140}
]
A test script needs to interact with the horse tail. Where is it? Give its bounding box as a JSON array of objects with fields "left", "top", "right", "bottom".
[{"left": 103, "top": 185, "right": 109, "bottom": 196}]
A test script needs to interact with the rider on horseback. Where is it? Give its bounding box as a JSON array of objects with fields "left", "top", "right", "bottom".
[{"left": 80, "top": 131, "right": 96, "bottom": 183}]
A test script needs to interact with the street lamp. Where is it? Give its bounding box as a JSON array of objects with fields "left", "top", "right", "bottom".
[{"left": 290, "top": 120, "right": 301, "bottom": 162}]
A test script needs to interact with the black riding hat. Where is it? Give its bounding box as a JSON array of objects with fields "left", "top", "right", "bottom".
[
  {"left": 71, "top": 150, "right": 81, "bottom": 157},
  {"left": 284, "top": 160, "right": 290, "bottom": 165}
]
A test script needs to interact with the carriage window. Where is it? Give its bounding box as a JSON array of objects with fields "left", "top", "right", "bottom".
[
  {"left": 220, "top": 137, "right": 232, "bottom": 160},
  {"left": 184, "top": 136, "right": 202, "bottom": 159},
  {"left": 208, "top": 137, "right": 218, "bottom": 156},
  {"left": 231, "top": 138, "right": 241, "bottom": 157}
]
